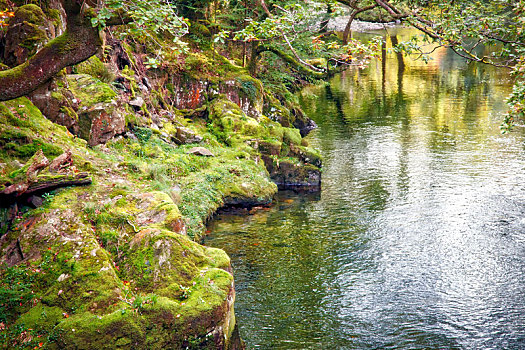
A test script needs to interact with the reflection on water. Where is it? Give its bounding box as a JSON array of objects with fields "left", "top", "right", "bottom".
[{"left": 204, "top": 28, "right": 525, "bottom": 349}]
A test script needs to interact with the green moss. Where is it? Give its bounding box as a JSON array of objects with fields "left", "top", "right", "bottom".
[
  {"left": 8, "top": 5, "right": 49, "bottom": 55},
  {"left": 235, "top": 74, "right": 263, "bottom": 102},
  {"left": 0, "top": 103, "right": 64, "bottom": 161},
  {"left": 14, "top": 4, "right": 46, "bottom": 24},
  {"left": 184, "top": 53, "right": 213, "bottom": 78},
  {"left": 306, "top": 57, "right": 327, "bottom": 69},
  {"left": 264, "top": 92, "right": 294, "bottom": 127},
  {"left": 67, "top": 74, "right": 117, "bottom": 107},
  {"left": 16, "top": 305, "right": 65, "bottom": 331},
  {"left": 121, "top": 66, "right": 138, "bottom": 98},
  {"left": 56, "top": 309, "right": 146, "bottom": 349},
  {"left": 3, "top": 137, "right": 62, "bottom": 160},
  {"left": 208, "top": 98, "right": 269, "bottom": 147},
  {"left": 291, "top": 144, "right": 322, "bottom": 167},
  {"left": 74, "top": 56, "right": 115, "bottom": 84},
  {"left": 258, "top": 139, "right": 282, "bottom": 156},
  {"left": 46, "top": 8, "right": 61, "bottom": 22},
  {"left": 189, "top": 22, "right": 211, "bottom": 38},
  {"left": 59, "top": 105, "right": 79, "bottom": 121},
  {"left": 282, "top": 127, "right": 302, "bottom": 146},
  {"left": 121, "top": 43, "right": 137, "bottom": 68},
  {"left": 0, "top": 98, "right": 87, "bottom": 165}
]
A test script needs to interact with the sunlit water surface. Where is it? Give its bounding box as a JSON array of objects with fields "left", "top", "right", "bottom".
[{"left": 204, "top": 28, "right": 525, "bottom": 349}]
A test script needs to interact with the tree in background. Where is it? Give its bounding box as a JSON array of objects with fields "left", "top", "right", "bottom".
[{"left": 0, "top": 0, "right": 523, "bottom": 126}]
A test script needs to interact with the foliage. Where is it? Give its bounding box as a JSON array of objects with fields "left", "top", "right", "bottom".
[
  {"left": 502, "top": 79, "right": 525, "bottom": 132},
  {"left": 409, "top": 0, "right": 525, "bottom": 130},
  {"left": 233, "top": 2, "right": 324, "bottom": 42},
  {"left": 118, "top": 287, "right": 158, "bottom": 315},
  {"left": 328, "top": 0, "right": 525, "bottom": 129},
  {"left": 0, "top": 252, "right": 62, "bottom": 348},
  {"left": 404, "top": 1, "right": 523, "bottom": 66},
  {"left": 0, "top": 9, "right": 14, "bottom": 30},
  {"left": 92, "top": 0, "right": 190, "bottom": 67}
]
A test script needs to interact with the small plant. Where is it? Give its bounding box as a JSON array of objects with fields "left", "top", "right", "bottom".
[
  {"left": 179, "top": 284, "right": 191, "bottom": 300},
  {"left": 134, "top": 127, "right": 153, "bottom": 144},
  {"left": 0, "top": 253, "right": 60, "bottom": 348},
  {"left": 118, "top": 286, "right": 158, "bottom": 315},
  {"left": 0, "top": 322, "right": 62, "bottom": 349},
  {"left": 41, "top": 191, "right": 55, "bottom": 205},
  {"left": 0, "top": 264, "right": 34, "bottom": 323}
]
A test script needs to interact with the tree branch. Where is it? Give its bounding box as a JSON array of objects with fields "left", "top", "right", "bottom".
[
  {"left": 343, "top": 4, "right": 378, "bottom": 45},
  {"left": 258, "top": 0, "right": 324, "bottom": 73},
  {"left": 256, "top": 45, "right": 326, "bottom": 78},
  {"left": 0, "top": 0, "right": 131, "bottom": 101},
  {"left": 0, "top": 21, "right": 100, "bottom": 101}
]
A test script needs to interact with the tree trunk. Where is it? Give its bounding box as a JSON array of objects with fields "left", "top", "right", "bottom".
[
  {"left": 319, "top": 4, "right": 332, "bottom": 33},
  {"left": 343, "top": 4, "right": 377, "bottom": 45},
  {"left": 0, "top": 2, "right": 100, "bottom": 101}
]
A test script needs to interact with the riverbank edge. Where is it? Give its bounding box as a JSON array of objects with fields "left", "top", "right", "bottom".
[{"left": 0, "top": 6, "right": 323, "bottom": 350}]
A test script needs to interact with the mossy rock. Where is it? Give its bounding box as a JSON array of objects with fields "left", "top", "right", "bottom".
[
  {"left": 4, "top": 4, "right": 49, "bottom": 66},
  {"left": 0, "top": 97, "right": 242, "bottom": 347},
  {"left": 262, "top": 156, "right": 321, "bottom": 190},
  {"left": 282, "top": 127, "right": 302, "bottom": 147},
  {"left": 3, "top": 187, "right": 237, "bottom": 348},
  {"left": 290, "top": 144, "right": 322, "bottom": 168},
  {"left": 67, "top": 74, "right": 117, "bottom": 107},
  {"left": 74, "top": 56, "right": 115, "bottom": 84},
  {"left": 12, "top": 4, "right": 45, "bottom": 23},
  {"left": 0, "top": 97, "right": 78, "bottom": 161},
  {"left": 263, "top": 93, "right": 294, "bottom": 127},
  {"left": 208, "top": 98, "right": 264, "bottom": 146},
  {"left": 258, "top": 139, "right": 281, "bottom": 156},
  {"left": 66, "top": 74, "right": 124, "bottom": 146}
]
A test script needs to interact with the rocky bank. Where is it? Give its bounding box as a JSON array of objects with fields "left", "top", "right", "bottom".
[{"left": 0, "top": 2, "right": 322, "bottom": 349}]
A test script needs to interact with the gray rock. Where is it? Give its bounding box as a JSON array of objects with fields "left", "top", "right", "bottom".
[
  {"left": 80, "top": 101, "right": 125, "bottom": 146},
  {"left": 125, "top": 132, "right": 137, "bottom": 140},
  {"left": 186, "top": 147, "right": 214, "bottom": 157},
  {"left": 175, "top": 127, "right": 203, "bottom": 144},
  {"left": 129, "top": 96, "right": 145, "bottom": 109},
  {"left": 169, "top": 185, "right": 182, "bottom": 205},
  {"left": 28, "top": 195, "right": 44, "bottom": 208}
]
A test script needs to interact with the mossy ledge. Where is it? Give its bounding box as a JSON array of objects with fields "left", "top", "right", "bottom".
[
  {"left": 0, "top": 5, "right": 322, "bottom": 348},
  {"left": 0, "top": 88, "right": 320, "bottom": 348},
  {"left": 0, "top": 98, "right": 244, "bottom": 348}
]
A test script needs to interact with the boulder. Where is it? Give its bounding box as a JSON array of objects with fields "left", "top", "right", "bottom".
[
  {"left": 3, "top": 4, "right": 50, "bottom": 66},
  {"left": 262, "top": 157, "right": 321, "bottom": 191},
  {"left": 67, "top": 74, "right": 125, "bottom": 146},
  {"left": 174, "top": 127, "right": 203, "bottom": 144},
  {"left": 186, "top": 147, "right": 215, "bottom": 157},
  {"left": 80, "top": 101, "right": 124, "bottom": 146},
  {"left": 128, "top": 96, "right": 145, "bottom": 110},
  {"left": 29, "top": 77, "right": 80, "bottom": 135}
]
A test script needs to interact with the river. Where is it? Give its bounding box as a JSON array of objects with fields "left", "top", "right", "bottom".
[{"left": 204, "top": 28, "right": 525, "bottom": 349}]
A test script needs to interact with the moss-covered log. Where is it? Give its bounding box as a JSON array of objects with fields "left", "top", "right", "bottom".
[{"left": 0, "top": 149, "right": 92, "bottom": 204}]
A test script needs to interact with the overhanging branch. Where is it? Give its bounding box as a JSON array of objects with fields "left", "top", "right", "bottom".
[
  {"left": 258, "top": 0, "right": 325, "bottom": 73},
  {"left": 0, "top": 0, "right": 132, "bottom": 102},
  {"left": 256, "top": 45, "right": 326, "bottom": 78}
]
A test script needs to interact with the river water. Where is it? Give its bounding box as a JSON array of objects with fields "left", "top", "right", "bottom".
[{"left": 204, "top": 28, "right": 525, "bottom": 349}]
